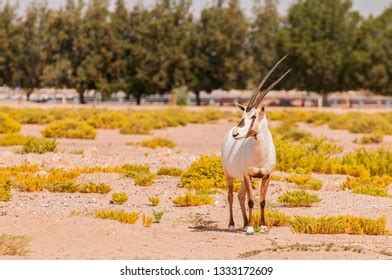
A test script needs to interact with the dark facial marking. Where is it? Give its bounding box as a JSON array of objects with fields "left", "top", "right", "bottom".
[{"left": 237, "top": 118, "right": 245, "bottom": 128}]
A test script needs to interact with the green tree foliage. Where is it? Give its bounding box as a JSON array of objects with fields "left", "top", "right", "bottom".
[
  {"left": 0, "top": 0, "right": 392, "bottom": 104},
  {"left": 278, "top": 0, "right": 361, "bottom": 95},
  {"left": 249, "top": 0, "right": 280, "bottom": 84},
  {"left": 352, "top": 6, "right": 392, "bottom": 95},
  {"left": 189, "top": 0, "right": 253, "bottom": 104}
]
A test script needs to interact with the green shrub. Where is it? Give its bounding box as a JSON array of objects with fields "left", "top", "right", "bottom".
[
  {"left": 172, "top": 192, "right": 214, "bottom": 207},
  {"left": 274, "top": 120, "right": 311, "bottom": 141},
  {"left": 0, "top": 181, "right": 12, "bottom": 201},
  {"left": 0, "top": 133, "right": 31, "bottom": 146},
  {"left": 139, "top": 137, "right": 176, "bottom": 149},
  {"left": 21, "top": 138, "right": 57, "bottom": 154},
  {"left": 285, "top": 174, "right": 323, "bottom": 191},
  {"left": 251, "top": 210, "right": 292, "bottom": 231},
  {"left": 342, "top": 176, "right": 392, "bottom": 197},
  {"left": 42, "top": 119, "right": 96, "bottom": 139},
  {"left": 152, "top": 209, "right": 164, "bottom": 223},
  {"left": 78, "top": 183, "right": 112, "bottom": 194},
  {"left": 157, "top": 166, "right": 183, "bottom": 176},
  {"left": 112, "top": 192, "right": 128, "bottom": 205},
  {"left": 0, "top": 113, "right": 21, "bottom": 134},
  {"left": 95, "top": 210, "right": 140, "bottom": 224},
  {"left": 277, "top": 190, "right": 321, "bottom": 207}
]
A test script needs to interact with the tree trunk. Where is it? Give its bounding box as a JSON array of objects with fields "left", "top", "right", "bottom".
[
  {"left": 195, "top": 91, "right": 201, "bottom": 106},
  {"left": 26, "top": 89, "right": 33, "bottom": 101},
  {"left": 79, "top": 91, "right": 86, "bottom": 104},
  {"left": 321, "top": 92, "right": 329, "bottom": 107},
  {"left": 136, "top": 94, "right": 142, "bottom": 105}
]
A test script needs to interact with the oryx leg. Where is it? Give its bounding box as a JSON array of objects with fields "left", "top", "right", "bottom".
[
  {"left": 259, "top": 174, "right": 271, "bottom": 234},
  {"left": 243, "top": 175, "right": 254, "bottom": 235},
  {"left": 225, "top": 174, "right": 235, "bottom": 231},
  {"left": 238, "top": 181, "right": 248, "bottom": 229}
]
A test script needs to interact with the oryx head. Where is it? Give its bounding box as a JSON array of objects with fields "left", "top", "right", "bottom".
[{"left": 232, "top": 56, "right": 291, "bottom": 140}]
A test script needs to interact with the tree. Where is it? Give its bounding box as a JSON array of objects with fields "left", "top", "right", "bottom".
[
  {"left": 189, "top": 0, "right": 253, "bottom": 105},
  {"left": 0, "top": 2, "right": 18, "bottom": 87},
  {"left": 278, "top": 0, "right": 361, "bottom": 102},
  {"left": 249, "top": 0, "right": 280, "bottom": 84},
  {"left": 13, "top": 3, "right": 48, "bottom": 100},
  {"left": 352, "top": 6, "right": 392, "bottom": 95}
]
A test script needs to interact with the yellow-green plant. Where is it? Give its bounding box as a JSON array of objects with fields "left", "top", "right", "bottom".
[
  {"left": 120, "top": 118, "right": 153, "bottom": 135},
  {"left": 0, "top": 133, "right": 31, "bottom": 146},
  {"left": 0, "top": 113, "right": 21, "bottom": 134},
  {"left": 15, "top": 174, "right": 47, "bottom": 192},
  {"left": 112, "top": 192, "right": 128, "bottom": 205},
  {"left": 0, "top": 181, "right": 12, "bottom": 201},
  {"left": 342, "top": 176, "right": 392, "bottom": 197},
  {"left": 251, "top": 210, "right": 292, "bottom": 231},
  {"left": 95, "top": 210, "right": 140, "bottom": 224},
  {"left": 45, "top": 182, "right": 78, "bottom": 193},
  {"left": 87, "top": 111, "right": 127, "bottom": 129},
  {"left": 285, "top": 174, "right": 323, "bottom": 191},
  {"left": 148, "top": 195, "right": 160, "bottom": 206},
  {"left": 78, "top": 183, "right": 112, "bottom": 194},
  {"left": 21, "top": 138, "right": 57, "bottom": 154},
  {"left": 142, "top": 214, "right": 154, "bottom": 227},
  {"left": 156, "top": 166, "right": 183, "bottom": 176},
  {"left": 354, "top": 132, "right": 384, "bottom": 144},
  {"left": 0, "top": 234, "right": 30, "bottom": 256},
  {"left": 328, "top": 112, "right": 392, "bottom": 134},
  {"left": 122, "top": 164, "right": 155, "bottom": 186},
  {"left": 172, "top": 192, "right": 214, "bottom": 207},
  {"left": 139, "top": 137, "right": 176, "bottom": 149},
  {"left": 290, "top": 215, "right": 387, "bottom": 235},
  {"left": 42, "top": 119, "right": 96, "bottom": 139},
  {"left": 277, "top": 190, "right": 321, "bottom": 207},
  {"left": 152, "top": 209, "right": 164, "bottom": 223}
]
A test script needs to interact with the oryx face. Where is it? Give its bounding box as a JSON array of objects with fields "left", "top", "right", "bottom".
[{"left": 232, "top": 104, "right": 263, "bottom": 140}]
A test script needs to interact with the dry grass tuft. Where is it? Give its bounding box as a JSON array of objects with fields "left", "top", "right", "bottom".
[
  {"left": 142, "top": 214, "right": 154, "bottom": 227},
  {"left": 148, "top": 195, "right": 160, "bottom": 206},
  {"left": 21, "top": 138, "right": 57, "bottom": 154},
  {"left": 42, "top": 119, "right": 96, "bottom": 139},
  {"left": 157, "top": 166, "right": 183, "bottom": 176},
  {"left": 78, "top": 183, "right": 112, "bottom": 194},
  {"left": 111, "top": 192, "right": 128, "bottom": 205},
  {"left": 285, "top": 174, "right": 323, "bottom": 191},
  {"left": 172, "top": 192, "right": 214, "bottom": 207},
  {"left": 290, "top": 215, "right": 388, "bottom": 235},
  {"left": 277, "top": 190, "right": 322, "bottom": 207},
  {"left": 342, "top": 176, "right": 392, "bottom": 197},
  {"left": 95, "top": 210, "right": 140, "bottom": 225},
  {"left": 122, "top": 164, "right": 155, "bottom": 186},
  {"left": 0, "top": 181, "right": 12, "bottom": 201},
  {"left": 139, "top": 137, "right": 176, "bottom": 149},
  {"left": 0, "top": 133, "right": 31, "bottom": 146},
  {"left": 0, "top": 234, "right": 30, "bottom": 256},
  {"left": 152, "top": 210, "right": 164, "bottom": 223}
]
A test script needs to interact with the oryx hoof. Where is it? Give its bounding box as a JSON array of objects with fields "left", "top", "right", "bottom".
[
  {"left": 245, "top": 226, "right": 255, "bottom": 235},
  {"left": 260, "top": 225, "right": 269, "bottom": 234},
  {"left": 228, "top": 225, "right": 236, "bottom": 231}
]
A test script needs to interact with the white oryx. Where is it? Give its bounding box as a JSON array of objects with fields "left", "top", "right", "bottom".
[{"left": 221, "top": 56, "right": 290, "bottom": 235}]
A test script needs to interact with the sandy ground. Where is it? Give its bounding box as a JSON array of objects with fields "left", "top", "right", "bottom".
[{"left": 0, "top": 118, "right": 392, "bottom": 260}]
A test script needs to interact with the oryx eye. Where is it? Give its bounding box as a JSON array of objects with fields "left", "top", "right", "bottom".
[{"left": 251, "top": 115, "right": 256, "bottom": 119}]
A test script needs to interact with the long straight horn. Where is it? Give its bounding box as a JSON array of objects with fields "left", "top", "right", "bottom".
[
  {"left": 246, "top": 55, "right": 288, "bottom": 110},
  {"left": 254, "top": 68, "right": 291, "bottom": 108}
]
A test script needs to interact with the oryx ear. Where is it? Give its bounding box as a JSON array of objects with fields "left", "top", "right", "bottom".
[
  {"left": 258, "top": 105, "right": 266, "bottom": 117},
  {"left": 235, "top": 102, "right": 246, "bottom": 111}
]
